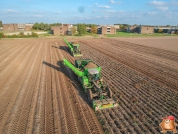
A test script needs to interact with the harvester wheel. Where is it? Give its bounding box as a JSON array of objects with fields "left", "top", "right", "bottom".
[
  {"left": 108, "top": 88, "right": 112, "bottom": 98},
  {"left": 87, "top": 89, "right": 93, "bottom": 101}
]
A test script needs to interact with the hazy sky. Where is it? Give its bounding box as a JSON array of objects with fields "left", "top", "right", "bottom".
[{"left": 0, "top": 0, "right": 178, "bottom": 25}]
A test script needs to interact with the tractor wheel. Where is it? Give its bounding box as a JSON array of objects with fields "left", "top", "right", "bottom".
[
  {"left": 87, "top": 89, "right": 93, "bottom": 101},
  {"left": 107, "top": 88, "right": 112, "bottom": 98}
]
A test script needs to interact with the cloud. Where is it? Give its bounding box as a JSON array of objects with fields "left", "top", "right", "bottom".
[
  {"left": 109, "top": 0, "right": 121, "bottom": 5},
  {"left": 54, "top": 11, "right": 60, "bottom": 14},
  {"left": 147, "top": 11, "right": 157, "bottom": 15},
  {"left": 157, "top": 6, "right": 168, "bottom": 11},
  {"left": 33, "top": 15, "right": 43, "bottom": 18},
  {"left": 105, "top": 10, "right": 117, "bottom": 13},
  {"left": 149, "top": 1, "right": 166, "bottom": 6},
  {"left": 148, "top": 1, "right": 168, "bottom": 11},
  {"left": 97, "top": 5, "right": 111, "bottom": 9},
  {"left": 171, "top": 1, "right": 178, "bottom": 5},
  {"left": 92, "top": 9, "right": 117, "bottom": 13},
  {"left": 94, "top": 3, "right": 111, "bottom": 8},
  {"left": 6, "top": 9, "right": 18, "bottom": 13}
]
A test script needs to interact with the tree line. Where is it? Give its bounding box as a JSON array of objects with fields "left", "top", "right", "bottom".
[
  {"left": 76, "top": 23, "right": 97, "bottom": 35},
  {"left": 0, "top": 20, "right": 98, "bottom": 35},
  {"left": 32, "top": 22, "right": 98, "bottom": 35},
  {"left": 0, "top": 21, "right": 2, "bottom": 27}
]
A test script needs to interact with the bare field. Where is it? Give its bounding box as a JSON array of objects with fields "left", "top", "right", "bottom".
[
  {"left": 0, "top": 37, "right": 178, "bottom": 134},
  {"left": 116, "top": 37, "right": 178, "bottom": 52}
]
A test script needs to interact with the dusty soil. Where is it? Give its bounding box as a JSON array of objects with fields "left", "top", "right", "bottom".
[
  {"left": 0, "top": 37, "right": 178, "bottom": 134},
  {"left": 85, "top": 62, "right": 98, "bottom": 68},
  {"left": 117, "top": 37, "right": 178, "bottom": 52}
]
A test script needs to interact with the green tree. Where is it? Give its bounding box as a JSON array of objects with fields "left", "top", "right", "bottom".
[
  {"left": 77, "top": 23, "right": 86, "bottom": 35},
  {"left": 32, "top": 32, "right": 38, "bottom": 37},
  {"left": 40, "top": 22, "right": 44, "bottom": 30},
  {"left": 50, "top": 23, "right": 62, "bottom": 26},
  {"left": 90, "top": 25, "right": 97, "bottom": 34},
  {"left": 71, "top": 26, "right": 77, "bottom": 35},
  {"left": 44, "top": 23, "right": 50, "bottom": 30},
  {"left": 120, "top": 24, "right": 124, "bottom": 30},
  {"left": 0, "top": 32, "right": 4, "bottom": 38},
  {"left": 0, "top": 21, "right": 2, "bottom": 27},
  {"left": 33, "top": 23, "right": 40, "bottom": 30},
  {"left": 20, "top": 31, "right": 24, "bottom": 36}
]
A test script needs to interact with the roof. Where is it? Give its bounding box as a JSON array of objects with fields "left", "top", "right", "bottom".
[{"left": 88, "top": 68, "right": 99, "bottom": 74}]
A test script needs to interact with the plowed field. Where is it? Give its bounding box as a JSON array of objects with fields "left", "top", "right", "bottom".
[{"left": 0, "top": 37, "right": 178, "bottom": 134}]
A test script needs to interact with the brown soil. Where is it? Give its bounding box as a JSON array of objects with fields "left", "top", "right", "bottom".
[
  {"left": 0, "top": 37, "right": 178, "bottom": 134},
  {"left": 72, "top": 42, "right": 78, "bottom": 44},
  {"left": 85, "top": 62, "right": 98, "bottom": 68}
]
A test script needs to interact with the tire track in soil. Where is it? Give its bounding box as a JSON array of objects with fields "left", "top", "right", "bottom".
[
  {"left": 1, "top": 39, "right": 177, "bottom": 134},
  {"left": 79, "top": 40, "right": 178, "bottom": 92},
  {"left": 0, "top": 42, "right": 29, "bottom": 68},
  {"left": 44, "top": 42, "right": 55, "bottom": 134},
  {"left": 0, "top": 43, "right": 31, "bottom": 90},
  {"left": 56, "top": 43, "right": 79, "bottom": 134},
  {"left": 81, "top": 41, "right": 178, "bottom": 133},
  {"left": 14, "top": 42, "right": 45, "bottom": 134},
  {"left": 106, "top": 39, "right": 178, "bottom": 70},
  {"left": 5, "top": 43, "right": 43, "bottom": 134},
  {"left": 32, "top": 42, "right": 47, "bottom": 134},
  {"left": 109, "top": 38, "right": 178, "bottom": 62},
  {"left": 25, "top": 42, "right": 47, "bottom": 134},
  {"left": 51, "top": 41, "right": 64, "bottom": 134},
  {"left": 0, "top": 42, "right": 38, "bottom": 133},
  {"left": 0, "top": 41, "right": 23, "bottom": 57},
  {"left": 97, "top": 39, "right": 178, "bottom": 78},
  {"left": 0, "top": 43, "right": 22, "bottom": 64},
  {"left": 0, "top": 43, "right": 31, "bottom": 94}
]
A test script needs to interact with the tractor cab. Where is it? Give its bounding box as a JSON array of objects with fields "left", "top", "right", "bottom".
[
  {"left": 88, "top": 68, "right": 100, "bottom": 81},
  {"left": 73, "top": 44, "right": 78, "bottom": 52}
]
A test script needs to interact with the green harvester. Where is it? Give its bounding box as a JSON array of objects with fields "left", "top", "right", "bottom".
[
  {"left": 63, "top": 58, "right": 118, "bottom": 111},
  {"left": 64, "top": 38, "right": 82, "bottom": 57}
]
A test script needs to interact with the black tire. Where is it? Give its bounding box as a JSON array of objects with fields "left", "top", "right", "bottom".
[
  {"left": 107, "top": 88, "right": 112, "bottom": 98},
  {"left": 87, "top": 89, "right": 93, "bottom": 101}
]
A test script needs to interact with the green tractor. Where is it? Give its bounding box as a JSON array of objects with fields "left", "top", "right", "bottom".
[
  {"left": 63, "top": 59, "right": 118, "bottom": 111},
  {"left": 64, "top": 38, "right": 82, "bottom": 57}
]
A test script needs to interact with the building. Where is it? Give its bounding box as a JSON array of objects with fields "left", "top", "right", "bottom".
[
  {"left": 18, "top": 24, "right": 26, "bottom": 31},
  {"left": 113, "top": 25, "right": 120, "bottom": 30},
  {"left": 127, "top": 26, "right": 139, "bottom": 33},
  {"left": 98, "top": 26, "right": 116, "bottom": 34},
  {"left": 86, "top": 27, "right": 91, "bottom": 32},
  {"left": 51, "top": 25, "right": 68, "bottom": 35},
  {"left": 3, "top": 23, "right": 33, "bottom": 31},
  {"left": 3, "top": 24, "right": 18, "bottom": 31},
  {"left": 154, "top": 27, "right": 178, "bottom": 34},
  {"left": 25, "top": 24, "right": 33, "bottom": 31},
  {"left": 51, "top": 24, "right": 77, "bottom": 35},
  {"left": 139, "top": 26, "right": 154, "bottom": 34},
  {"left": 127, "top": 25, "right": 154, "bottom": 34}
]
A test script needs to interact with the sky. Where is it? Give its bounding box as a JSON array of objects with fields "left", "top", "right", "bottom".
[{"left": 0, "top": 0, "right": 178, "bottom": 25}]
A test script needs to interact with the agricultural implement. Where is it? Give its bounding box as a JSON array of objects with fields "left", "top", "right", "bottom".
[
  {"left": 64, "top": 38, "right": 82, "bottom": 57},
  {"left": 63, "top": 58, "right": 118, "bottom": 111}
]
